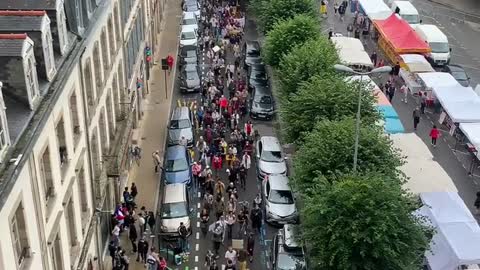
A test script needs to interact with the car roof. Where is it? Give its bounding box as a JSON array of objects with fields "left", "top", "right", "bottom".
[
  {"left": 246, "top": 41, "right": 260, "bottom": 51},
  {"left": 261, "top": 136, "right": 282, "bottom": 151},
  {"left": 184, "top": 64, "right": 197, "bottom": 72},
  {"left": 283, "top": 224, "right": 300, "bottom": 248},
  {"left": 254, "top": 85, "right": 272, "bottom": 96},
  {"left": 183, "top": 11, "right": 196, "bottom": 19},
  {"left": 166, "top": 145, "right": 187, "bottom": 159},
  {"left": 163, "top": 184, "right": 187, "bottom": 203},
  {"left": 268, "top": 174, "right": 291, "bottom": 190},
  {"left": 172, "top": 106, "right": 191, "bottom": 120},
  {"left": 181, "top": 25, "right": 196, "bottom": 32},
  {"left": 251, "top": 63, "right": 266, "bottom": 70}
]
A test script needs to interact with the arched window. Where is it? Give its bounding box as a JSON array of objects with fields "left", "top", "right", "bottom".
[
  {"left": 100, "top": 28, "right": 110, "bottom": 79},
  {"left": 107, "top": 16, "right": 116, "bottom": 56},
  {"left": 83, "top": 58, "right": 95, "bottom": 108},
  {"left": 92, "top": 42, "right": 103, "bottom": 98}
]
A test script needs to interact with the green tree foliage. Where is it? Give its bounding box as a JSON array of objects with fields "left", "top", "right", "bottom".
[
  {"left": 250, "top": 0, "right": 317, "bottom": 33},
  {"left": 281, "top": 76, "right": 381, "bottom": 142},
  {"left": 300, "top": 174, "right": 433, "bottom": 270},
  {"left": 278, "top": 37, "right": 339, "bottom": 100},
  {"left": 292, "top": 118, "right": 403, "bottom": 191},
  {"left": 263, "top": 14, "right": 320, "bottom": 67}
]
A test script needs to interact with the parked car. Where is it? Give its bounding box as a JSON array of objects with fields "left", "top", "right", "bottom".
[
  {"left": 180, "top": 25, "right": 197, "bottom": 48},
  {"left": 244, "top": 41, "right": 262, "bottom": 67},
  {"left": 182, "top": 11, "right": 198, "bottom": 31},
  {"left": 180, "top": 64, "right": 201, "bottom": 93},
  {"left": 179, "top": 47, "right": 198, "bottom": 68},
  {"left": 168, "top": 106, "right": 194, "bottom": 146},
  {"left": 183, "top": 0, "right": 200, "bottom": 18},
  {"left": 250, "top": 85, "right": 274, "bottom": 120},
  {"left": 272, "top": 224, "right": 307, "bottom": 270},
  {"left": 163, "top": 145, "right": 192, "bottom": 185},
  {"left": 248, "top": 64, "right": 269, "bottom": 91},
  {"left": 256, "top": 136, "right": 287, "bottom": 180},
  {"left": 262, "top": 174, "right": 298, "bottom": 225},
  {"left": 443, "top": 64, "right": 470, "bottom": 87},
  {"left": 248, "top": 77, "right": 270, "bottom": 93},
  {"left": 159, "top": 183, "right": 192, "bottom": 239}
]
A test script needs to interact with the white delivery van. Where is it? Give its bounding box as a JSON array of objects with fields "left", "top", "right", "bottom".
[
  {"left": 415, "top": 24, "right": 451, "bottom": 66},
  {"left": 391, "top": 1, "right": 420, "bottom": 27}
]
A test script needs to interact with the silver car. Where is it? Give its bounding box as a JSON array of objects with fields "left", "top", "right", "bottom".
[
  {"left": 179, "top": 64, "right": 201, "bottom": 93},
  {"left": 262, "top": 174, "right": 298, "bottom": 225},
  {"left": 168, "top": 107, "right": 194, "bottom": 147},
  {"left": 256, "top": 136, "right": 287, "bottom": 180}
]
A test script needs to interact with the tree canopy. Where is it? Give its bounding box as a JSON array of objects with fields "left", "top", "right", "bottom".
[
  {"left": 277, "top": 37, "right": 339, "bottom": 100},
  {"left": 291, "top": 118, "right": 403, "bottom": 192},
  {"left": 250, "top": 0, "right": 317, "bottom": 33},
  {"left": 281, "top": 75, "right": 381, "bottom": 143},
  {"left": 263, "top": 14, "right": 320, "bottom": 67},
  {"left": 300, "top": 174, "right": 433, "bottom": 270}
]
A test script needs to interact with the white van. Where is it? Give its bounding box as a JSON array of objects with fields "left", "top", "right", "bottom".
[
  {"left": 415, "top": 24, "right": 451, "bottom": 66},
  {"left": 391, "top": 1, "right": 420, "bottom": 26},
  {"left": 180, "top": 25, "right": 197, "bottom": 48},
  {"left": 159, "top": 183, "right": 191, "bottom": 239}
]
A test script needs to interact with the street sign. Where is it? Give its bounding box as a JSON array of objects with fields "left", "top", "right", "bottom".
[{"left": 161, "top": 58, "right": 168, "bottom": 70}]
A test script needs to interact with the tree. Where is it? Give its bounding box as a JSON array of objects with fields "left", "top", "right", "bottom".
[
  {"left": 278, "top": 37, "right": 339, "bottom": 100},
  {"left": 300, "top": 174, "right": 433, "bottom": 270},
  {"left": 281, "top": 75, "right": 381, "bottom": 142},
  {"left": 291, "top": 118, "right": 403, "bottom": 192},
  {"left": 250, "top": 0, "right": 317, "bottom": 33},
  {"left": 263, "top": 14, "right": 319, "bottom": 67}
]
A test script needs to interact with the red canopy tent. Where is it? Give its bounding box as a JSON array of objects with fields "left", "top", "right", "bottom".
[{"left": 373, "top": 14, "right": 430, "bottom": 63}]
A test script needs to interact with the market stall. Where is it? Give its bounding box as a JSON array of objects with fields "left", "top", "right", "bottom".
[
  {"left": 391, "top": 133, "right": 457, "bottom": 193},
  {"left": 417, "top": 72, "right": 461, "bottom": 104},
  {"left": 458, "top": 123, "right": 480, "bottom": 168},
  {"left": 416, "top": 192, "right": 480, "bottom": 270},
  {"left": 398, "top": 54, "right": 435, "bottom": 94},
  {"left": 373, "top": 14, "right": 431, "bottom": 64},
  {"left": 358, "top": 0, "right": 392, "bottom": 20},
  {"left": 332, "top": 37, "right": 373, "bottom": 72}
]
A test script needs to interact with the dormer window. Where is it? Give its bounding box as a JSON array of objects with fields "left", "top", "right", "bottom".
[{"left": 0, "top": 82, "right": 11, "bottom": 159}]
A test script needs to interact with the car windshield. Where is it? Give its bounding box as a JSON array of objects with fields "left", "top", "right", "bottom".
[
  {"left": 165, "top": 158, "right": 189, "bottom": 172},
  {"left": 262, "top": 150, "right": 282, "bottom": 162},
  {"left": 277, "top": 254, "right": 306, "bottom": 270},
  {"left": 183, "top": 18, "right": 196, "bottom": 25},
  {"left": 186, "top": 50, "right": 196, "bottom": 58},
  {"left": 182, "top": 31, "right": 196, "bottom": 40},
  {"left": 185, "top": 65, "right": 196, "bottom": 72},
  {"left": 402, "top": 14, "right": 419, "bottom": 24},
  {"left": 161, "top": 202, "right": 188, "bottom": 218},
  {"left": 269, "top": 190, "right": 294, "bottom": 204},
  {"left": 430, "top": 42, "right": 450, "bottom": 53},
  {"left": 186, "top": 71, "right": 198, "bottom": 80},
  {"left": 254, "top": 95, "right": 272, "bottom": 104},
  {"left": 170, "top": 119, "right": 191, "bottom": 129},
  {"left": 247, "top": 50, "right": 260, "bottom": 57},
  {"left": 452, "top": 71, "right": 468, "bottom": 81},
  {"left": 186, "top": 5, "right": 198, "bottom": 11}
]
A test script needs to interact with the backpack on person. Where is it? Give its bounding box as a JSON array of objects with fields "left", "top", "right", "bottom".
[{"left": 212, "top": 223, "right": 223, "bottom": 241}]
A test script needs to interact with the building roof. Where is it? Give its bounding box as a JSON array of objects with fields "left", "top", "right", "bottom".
[
  {"left": 0, "top": 11, "right": 46, "bottom": 32},
  {"left": 0, "top": 33, "right": 29, "bottom": 56},
  {"left": 0, "top": 0, "right": 57, "bottom": 11}
]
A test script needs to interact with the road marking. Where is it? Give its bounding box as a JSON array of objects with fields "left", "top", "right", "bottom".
[
  {"left": 197, "top": 221, "right": 200, "bottom": 228},
  {"left": 197, "top": 202, "right": 201, "bottom": 209},
  {"left": 194, "top": 268, "right": 198, "bottom": 270},
  {"left": 222, "top": 265, "right": 225, "bottom": 270},
  {"left": 196, "top": 243, "right": 199, "bottom": 251},
  {"left": 198, "top": 191, "right": 201, "bottom": 198},
  {"left": 195, "top": 256, "right": 199, "bottom": 262},
  {"left": 197, "top": 212, "right": 200, "bottom": 218},
  {"left": 196, "top": 232, "right": 200, "bottom": 239}
]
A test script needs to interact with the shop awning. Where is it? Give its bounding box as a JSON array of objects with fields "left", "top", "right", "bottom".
[
  {"left": 442, "top": 100, "right": 480, "bottom": 123},
  {"left": 417, "top": 72, "right": 461, "bottom": 90},
  {"left": 374, "top": 14, "right": 431, "bottom": 53},
  {"left": 400, "top": 54, "right": 435, "bottom": 73},
  {"left": 459, "top": 123, "right": 480, "bottom": 159},
  {"left": 332, "top": 37, "right": 374, "bottom": 68}
]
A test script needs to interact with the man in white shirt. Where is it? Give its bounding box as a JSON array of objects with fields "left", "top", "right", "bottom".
[{"left": 225, "top": 246, "right": 238, "bottom": 266}]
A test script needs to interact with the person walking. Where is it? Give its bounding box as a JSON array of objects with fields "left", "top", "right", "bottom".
[
  {"left": 320, "top": 0, "right": 327, "bottom": 17},
  {"left": 178, "top": 222, "right": 189, "bottom": 252},
  {"left": 250, "top": 203, "right": 263, "bottom": 234},
  {"left": 192, "top": 161, "right": 202, "bottom": 188},
  {"left": 225, "top": 246, "right": 238, "bottom": 267},
  {"left": 205, "top": 250, "right": 216, "bottom": 268},
  {"left": 152, "top": 150, "right": 162, "bottom": 173},
  {"left": 167, "top": 54, "right": 174, "bottom": 74},
  {"left": 129, "top": 221, "right": 138, "bottom": 253},
  {"left": 210, "top": 220, "right": 225, "bottom": 258},
  {"left": 238, "top": 249, "right": 248, "bottom": 270},
  {"left": 146, "top": 247, "right": 159, "bottom": 270},
  {"left": 420, "top": 91, "right": 427, "bottom": 114},
  {"left": 400, "top": 84, "right": 408, "bottom": 103},
  {"left": 247, "top": 233, "right": 255, "bottom": 262},
  {"left": 412, "top": 107, "right": 421, "bottom": 130},
  {"left": 370, "top": 52, "right": 377, "bottom": 66},
  {"left": 137, "top": 236, "right": 149, "bottom": 263},
  {"left": 429, "top": 125, "right": 440, "bottom": 147},
  {"left": 225, "top": 210, "right": 236, "bottom": 239},
  {"left": 387, "top": 85, "right": 395, "bottom": 102},
  {"left": 130, "top": 182, "right": 138, "bottom": 200}
]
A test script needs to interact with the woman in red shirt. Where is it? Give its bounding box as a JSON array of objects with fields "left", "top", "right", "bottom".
[{"left": 429, "top": 125, "right": 440, "bottom": 147}]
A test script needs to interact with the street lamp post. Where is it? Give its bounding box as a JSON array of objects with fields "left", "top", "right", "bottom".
[{"left": 333, "top": 64, "right": 392, "bottom": 172}]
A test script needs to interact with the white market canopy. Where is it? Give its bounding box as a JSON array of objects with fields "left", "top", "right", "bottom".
[
  {"left": 432, "top": 86, "right": 480, "bottom": 123},
  {"left": 391, "top": 133, "right": 457, "bottom": 193},
  {"left": 416, "top": 192, "right": 480, "bottom": 270},
  {"left": 417, "top": 72, "right": 461, "bottom": 90},
  {"left": 358, "top": 0, "right": 393, "bottom": 20},
  {"left": 331, "top": 37, "right": 373, "bottom": 68},
  {"left": 459, "top": 123, "right": 480, "bottom": 159},
  {"left": 400, "top": 54, "right": 435, "bottom": 73}
]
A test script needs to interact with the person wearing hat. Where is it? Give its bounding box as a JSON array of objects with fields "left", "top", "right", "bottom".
[{"left": 192, "top": 161, "right": 202, "bottom": 188}]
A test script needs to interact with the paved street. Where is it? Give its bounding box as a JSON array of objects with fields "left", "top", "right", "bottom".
[{"left": 322, "top": 1, "right": 480, "bottom": 218}]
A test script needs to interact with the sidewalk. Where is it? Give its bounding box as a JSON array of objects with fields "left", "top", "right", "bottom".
[{"left": 103, "top": 0, "right": 181, "bottom": 269}]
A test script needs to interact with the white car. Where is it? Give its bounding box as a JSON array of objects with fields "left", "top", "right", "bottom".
[
  {"left": 262, "top": 174, "right": 298, "bottom": 225},
  {"left": 256, "top": 136, "right": 287, "bottom": 180},
  {"left": 183, "top": 0, "right": 200, "bottom": 18},
  {"left": 180, "top": 25, "right": 197, "bottom": 48},
  {"left": 182, "top": 11, "right": 198, "bottom": 31}
]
